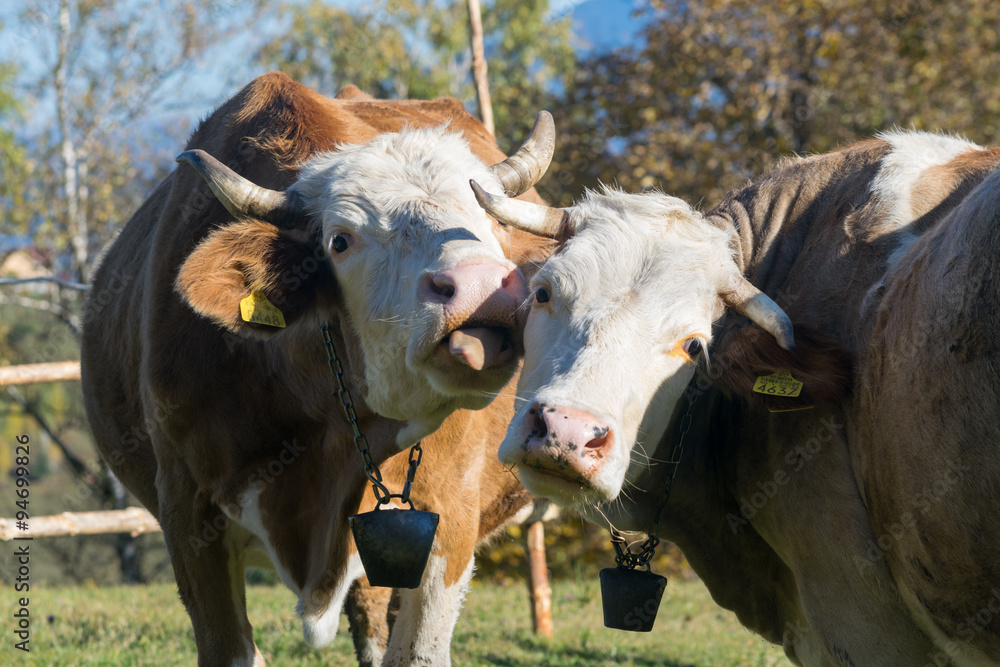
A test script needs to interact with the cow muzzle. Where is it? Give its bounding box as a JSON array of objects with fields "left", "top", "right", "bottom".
[
  {"left": 420, "top": 260, "right": 526, "bottom": 371},
  {"left": 504, "top": 401, "right": 615, "bottom": 491}
]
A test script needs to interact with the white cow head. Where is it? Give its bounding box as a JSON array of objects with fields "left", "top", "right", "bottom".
[
  {"left": 471, "top": 183, "right": 794, "bottom": 507},
  {"left": 175, "top": 114, "right": 554, "bottom": 444}
]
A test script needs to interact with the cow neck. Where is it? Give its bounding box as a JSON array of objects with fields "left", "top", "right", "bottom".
[
  {"left": 705, "top": 158, "right": 836, "bottom": 288},
  {"left": 319, "top": 321, "right": 425, "bottom": 509},
  {"left": 607, "top": 377, "right": 708, "bottom": 571},
  {"left": 706, "top": 141, "right": 892, "bottom": 302}
]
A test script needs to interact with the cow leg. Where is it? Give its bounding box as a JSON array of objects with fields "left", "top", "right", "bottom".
[
  {"left": 382, "top": 549, "right": 475, "bottom": 667},
  {"left": 345, "top": 578, "right": 393, "bottom": 667},
  {"left": 157, "top": 474, "right": 262, "bottom": 667}
]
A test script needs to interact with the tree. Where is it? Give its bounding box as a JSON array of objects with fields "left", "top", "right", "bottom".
[
  {"left": 4, "top": 0, "right": 267, "bottom": 289},
  {"left": 0, "top": 0, "right": 268, "bottom": 584},
  {"left": 256, "top": 0, "right": 575, "bottom": 153},
  {"left": 0, "top": 57, "right": 28, "bottom": 241},
  {"left": 549, "top": 0, "right": 1000, "bottom": 207}
]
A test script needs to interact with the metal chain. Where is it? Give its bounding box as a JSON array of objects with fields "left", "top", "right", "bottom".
[
  {"left": 320, "top": 322, "right": 424, "bottom": 509},
  {"left": 611, "top": 383, "right": 701, "bottom": 570}
]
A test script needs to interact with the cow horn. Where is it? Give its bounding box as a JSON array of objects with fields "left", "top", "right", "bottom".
[
  {"left": 489, "top": 111, "right": 556, "bottom": 197},
  {"left": 176, "top": 149, "right": 304, "bottom": 229},
  {"left": 720, "top": 274, "right": 796, "bottom": 350},
  {"left": 470, "top": 180, "right": 569, "bottom": 239}
]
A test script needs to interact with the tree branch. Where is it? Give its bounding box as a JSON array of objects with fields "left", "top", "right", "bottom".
[{"left": 0, "top": 292, "right": 81, "bottom": 337}]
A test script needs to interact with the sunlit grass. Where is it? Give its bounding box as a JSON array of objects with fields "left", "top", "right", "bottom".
[{"left": 18, "top": 577, "right": 787, "bottom": 666}]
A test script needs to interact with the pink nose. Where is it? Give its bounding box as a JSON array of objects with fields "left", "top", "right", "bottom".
[
  {"left": 420, "top": 261, "right": 527, "bottom": 334},
  {"left": 424, "top": 262, "right": 525, "bottom": 308},
  {"left": 419, "top": 261, "right": 527, "bottom": 370},
  {"left": 519, "top": 403, "right": 614, "bottom": 483}
]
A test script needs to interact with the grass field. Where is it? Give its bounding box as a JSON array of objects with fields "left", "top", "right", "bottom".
[{"left": 11, "top": 576, "right": 789, "bottom": 666}]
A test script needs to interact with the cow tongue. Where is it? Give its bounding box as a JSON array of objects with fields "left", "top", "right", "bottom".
[{"left": 448, "top": 328, "right": 505, "bottom": 371}]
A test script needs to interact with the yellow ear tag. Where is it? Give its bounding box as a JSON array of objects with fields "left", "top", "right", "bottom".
[
  {"left": 753, "top": 370, "right": 803, "bottom": 398},
  {"left": 239, "top": 291, "right": 286, "bottom": 328}
]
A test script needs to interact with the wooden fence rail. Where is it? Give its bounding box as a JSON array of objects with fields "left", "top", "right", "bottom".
[
  {"left": 0, "top": 507, "right": 160, "bottom": 541},
  {"left": 0, "top": 361, "right": 81, "bottom": 386}
]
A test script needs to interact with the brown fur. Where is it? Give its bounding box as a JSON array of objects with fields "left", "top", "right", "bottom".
[
  {"left": 175, "top": 221, "right": 332, "bottom": 335},
  {"left": 713, "top": 323, "right": 854, "bottom": 411},
  {"left": 80, "top": 72, "right": 544, "bottom": 666},
  {"left": 858, "top": 167, "right": 1000, "bottom": 660}
]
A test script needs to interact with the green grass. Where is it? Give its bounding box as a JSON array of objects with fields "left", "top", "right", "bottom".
[{"left": 15, "top": 577, "right": 789, "bottom": 666}]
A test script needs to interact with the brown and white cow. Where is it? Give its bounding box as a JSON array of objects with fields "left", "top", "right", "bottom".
[
  {"left": 81, "top": 72, "right": 551, "bottom": 666},
  {"left": 474, "top": 132, "right": 1000, "bottom": 666}
]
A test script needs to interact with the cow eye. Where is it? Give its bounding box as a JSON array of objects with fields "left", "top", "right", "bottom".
[
  {"left": 534, "top": 287, "right": 551, "bottom": 304},
  {"left": 682, "top": 337, "right": 703, "bottom": 358},
  {"left": 330, "top": 233, "right": 351, "bottom": 254}
]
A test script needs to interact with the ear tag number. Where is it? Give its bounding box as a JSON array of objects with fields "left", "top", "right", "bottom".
[
  {"left": 240, "top": 291, "right": 286, "bottom": 328},
  {"left": 753, "top": 371, "right": 803, "bottom": 398}
]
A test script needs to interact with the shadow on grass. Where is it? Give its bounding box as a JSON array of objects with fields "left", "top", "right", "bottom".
[{"left": 476, "top": 634, "right": 696, "bottom": 667}]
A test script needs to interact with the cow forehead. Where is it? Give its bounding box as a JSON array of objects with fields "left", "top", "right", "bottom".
[
  {"left": 545, "top": 188, "right": 732, "bottom": 297},
  {"left": 293, "top": 126, "right": 503, "bottom": 242},
  {"left": 540, "top": 230, "right": 726, "bottom": 316}
]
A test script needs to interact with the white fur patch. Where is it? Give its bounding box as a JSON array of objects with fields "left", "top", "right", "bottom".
[
  {"left": 287, "top": 126, "right": 517, "bottom": 425},
  {"left": 356, "top": 634, "right": 385, "bottom": 667},
  {"left": 872, "top": 130, "right": 981, "bottom": 237},
  {"left": 383, "top": 554, "right": 476, "bottom": 666},
  {"left": 861, "top": 131, "right": 983, "bottom": 317},
  {"left": 224, "top": 487, "right": 300, "bottom": 595},
  {"left": 299, "top": 552, "right": 365, "bottom": 649}
]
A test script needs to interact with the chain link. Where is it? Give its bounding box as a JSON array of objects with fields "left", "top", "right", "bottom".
[
  {"left": 320, "top": 322, "right": 424, "bottom": 509},
  {"left": 611, "top": 382, "right": 701, "bottom": 570}
]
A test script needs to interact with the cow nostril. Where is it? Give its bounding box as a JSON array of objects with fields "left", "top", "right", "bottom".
[
  {"left": 585, "top": 426, "right": 611, "bottom": 450},
  {"left": 430, "top": 274, "right": 456, "bottom": 300},
  {"left": 528, "top": 403, "right": 548, "bottom": 440}
]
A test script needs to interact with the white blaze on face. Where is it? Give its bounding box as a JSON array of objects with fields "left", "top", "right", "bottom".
[
  {"left": 499, "top": 188, "right": 731, "bottom": 507},
  {"left": 291, "top": 127, "right": 526, "bottom": 442}
]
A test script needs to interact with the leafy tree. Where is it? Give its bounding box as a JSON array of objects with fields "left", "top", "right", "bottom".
[
  {"left": 0, "top": 0, "right": 267, "bottom": 584},
  {"left": 549, "top": 0, "right": 1000, "bottom": 207},
  {"left": 3, "top": 0, "right": 267, "bottom": 292},
  {"left": 0, "top": 58, "right": 28, "bottom": 239},
  {"left": 257, "top": 0, "right": 575, "bottom": 151}
]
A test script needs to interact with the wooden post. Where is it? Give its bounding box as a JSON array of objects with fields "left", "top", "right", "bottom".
[
  {"left": 0, "top": 361, "right": 81, "bottom": 386},
  {"left": 467, "top": 0, "right": 495, "bottom": 136},
  {"left": 0, "top": 508, "right": 160, "bottom": 541},
  {"left": 526, "top": 520, "right": 554, "bottom": 638}
]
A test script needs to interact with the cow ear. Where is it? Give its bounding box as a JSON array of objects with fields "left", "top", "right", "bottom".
[
  {"left": 713, "top": 323, "right": 854, "bottom": 410},
  {"left": 175, "top": 220, "right": 332, "bottom": 337}
]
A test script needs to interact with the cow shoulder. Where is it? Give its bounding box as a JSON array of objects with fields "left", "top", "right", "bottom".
[
  {"left": 713, "top": 323, "right": 854, "bottom": 410},
  {"left": 184, "top": 72, "right": 371, "bottom": 179},
  {"left": 175, "top": 220, "right": 331, "bottom": 336}
]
